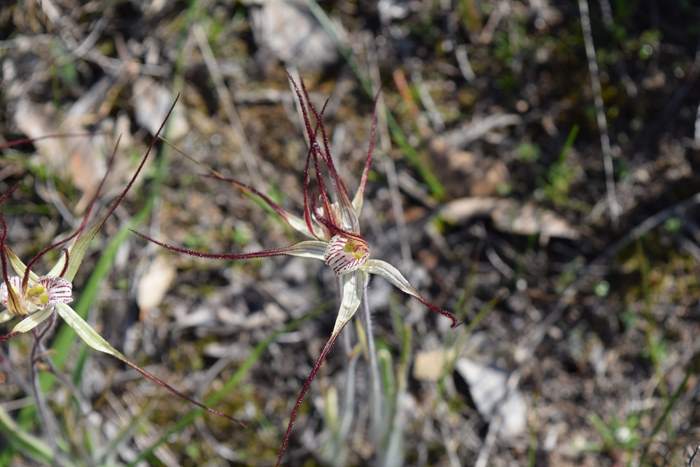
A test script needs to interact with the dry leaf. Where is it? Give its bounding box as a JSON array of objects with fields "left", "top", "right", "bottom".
[
  {"left": 439, "top": 197, "right": 579, "bottom": 242},
  {"left": 251, "top": 0, "right": 338, "bottom": 69},
  {"left": 413, "top": 348, "right": 450, "bottom": 382},
  {"left": 455, "top": 358, "right": 527, "bottom": 439},
  {"left": 132, "top": 78, "right": 188, "bottom": 139},
  {"left": 14, "top": 99, "right": 106, "bottom": 196},
  {"left": 137, "top": 255, "right": 177, "bottom": 313}
]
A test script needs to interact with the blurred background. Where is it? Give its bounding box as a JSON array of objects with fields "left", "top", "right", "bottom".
[{"left": 1, "top": 0, "right": 700, "bottom": 465}]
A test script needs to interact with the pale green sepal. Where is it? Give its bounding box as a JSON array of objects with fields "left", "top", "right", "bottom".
[
  {"left": 55, "top": 303, "right": 127, "bottom": 361},
  {"left": 5, "top": 248, "right": 39, "bottom": 284},
  {"left": 62, "top": 224, "right": 101, "bottom": 282},
  {"left": 363, "top": 259, "right": 419, "bottom": 299},
  {"left": 331, "top": 270, "right": 367, "bottom": 335},
  {"left": 352, "top": 190, "right": 363, "bottom": 218},
  {"left": 0, "top": 310, "right": 13, "bottom": 325},
  {"left": 286, "top": 241, "right": 328, "bottom": 261},
  {"left": 12, "top": 308, "right": 53, "bottom": 334}
]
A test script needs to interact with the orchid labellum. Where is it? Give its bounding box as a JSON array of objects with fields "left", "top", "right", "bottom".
[
  {"left": 0, "top": 99, "right": 241, "bottom": 426},
  {"left": 134, "top": 74, "right": 458, "bottom": 465}
]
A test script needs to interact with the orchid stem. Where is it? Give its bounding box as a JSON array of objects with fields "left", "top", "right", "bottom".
[
  {"left": 30, "top": 313, "right": 60, "bottom": 456},
  {"left": 361, "top": 284, "right": 384, "bottom": 440}
]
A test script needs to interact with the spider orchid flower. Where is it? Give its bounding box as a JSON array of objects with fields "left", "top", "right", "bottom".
[
  {"left": 133, "top": 74, "right": 459, "bottom": 465},
  {"left": 0, "top": 100, "right": 242, "bottom": 426}
]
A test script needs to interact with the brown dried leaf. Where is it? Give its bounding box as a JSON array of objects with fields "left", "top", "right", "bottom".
[{"left": 137, "top": 255, "right": 177, "bottom": 313}]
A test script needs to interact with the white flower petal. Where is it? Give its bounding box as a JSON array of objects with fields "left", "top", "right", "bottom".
[
  {"left": 363, "top": 258, "right": 457, "bottom": 327},
  {"left": 285, "top": 241, "right": 329, "bottom": 261},
  {"left": 331, "top": 270, "right": 367, "bottom": 335},
  {"left": 363, "top": 259, "right": 417, "bottom": 296},
  {"left": 12, "top": 307, "right": 54, "bottom": 333}
]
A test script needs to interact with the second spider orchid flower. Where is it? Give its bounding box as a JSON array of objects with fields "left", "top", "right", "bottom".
[
  {"left": 134, "top": 75, "right": 459, "bottom": 466},
  {"left": 0, "top": 100, "right": 242, "bottom": 426}
]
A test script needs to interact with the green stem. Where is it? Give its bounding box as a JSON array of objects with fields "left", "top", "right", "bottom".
[{"left": 361, "top": 284, "right": 384, "bottom": 439}]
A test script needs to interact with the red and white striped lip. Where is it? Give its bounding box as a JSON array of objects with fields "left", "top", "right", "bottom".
[
  {"left": 323, "top": 235, "right": 370, "bottom": 275},
  {"left": 0, "top": 275, "right": 73, "bottom": 316}
]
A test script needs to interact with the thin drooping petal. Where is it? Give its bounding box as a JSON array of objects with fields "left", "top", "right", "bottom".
[
  {"left": 132, "top": 231, "right": 328, "bottom": 262},
  {"left": 297, "top": 78, "right": 358, "bottom": 233},
  {"left": 275, "top": 270, "right": 366, "bottom": 467},
  {"left": 275, "top": 330, "right": 341, "bottom": 467},
  {"left": 363, "top": 259, "right": 458, "bottom": 327},
  {"left": 62, "top": 97, "right": 179, "bottom": 283},
  {"left": 12, "top": 307, "right": 53, "bottom": 334},
  {"left": 156, "top": 137, "right": 318, "bottom": 240},
  {"left": 22, "top": 135, "right": 122, "bottom": 289},
  {"left": 287, "top": 74, "right": 338, "bottom": 230},
  {"left": 54, "top": 303, "right": 244, "bottom": 426},
  {"left": 352, "top": 92, "right": 380, "bottom": 217},
  {"left": 201, "top": 174, "right": 316, "bottom": 239}
]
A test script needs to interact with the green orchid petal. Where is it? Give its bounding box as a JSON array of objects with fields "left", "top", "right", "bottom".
[
  {"left": 5, "top": 248, "right": 39, "bottom": 284},
  {"left": 12, "top": 308, "right": 53, "bottom": 334},
  {"left": 55, "top": 302, "right": 244, "bottom": 424},
  {"left": 55, "top": 302, "right": 127, "bottom": 359},
  {"left": 62, "top": 223, "right": 101, "bottom": 282},
  {"left": 351, "top": 190, "right": 364, "bottom": 218},
  {"left": 331, "top": 270, "right": 368, "bottom": 336}
]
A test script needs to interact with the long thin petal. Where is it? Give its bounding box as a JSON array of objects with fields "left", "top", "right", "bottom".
[
  {"left": 201, "top": 174, "right": 316, "bottom": 239},
  {"left": 298, "top": 79, "right": 358, "bottom": 232},
  {"left": 131, "top": 231, "right": 327, "bottom": 262},
  {"left": 55, "top": 303, "right": 244, "bottom": 426},
  {"left": 5, "top": 248, "right": 39, "bottom": 284},
  {"left": 12, "top": 308, "right": 53, "bottom": 334},
  {"left": 157, "top": 138, "right": 319, "bottom": 240},
  {"left": 23, "top": 135, "right": 122, "bottom": 288},
  {"left": 275, "top": 270, "right": 367, "bottom": 466},
  {"left": 352, "top": 92, "right": 380, "bottom": 217},
  {"left": 63, "top": 97, "right": 179, "bottom": 282},
  {"left": 363, "top": 259, "right": 458, "bottom": 327},
  {"left": 276, "top": 331, "right": 341, "bottom": 467}
]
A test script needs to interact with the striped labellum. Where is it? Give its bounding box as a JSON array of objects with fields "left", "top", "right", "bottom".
[{"left": 324, "top": 234, "right": 370, "bottom": 274}]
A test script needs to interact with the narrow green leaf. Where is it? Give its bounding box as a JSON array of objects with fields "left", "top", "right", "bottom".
[{"left": 0, "top": 405, "right": 53, "bottom": 465}]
